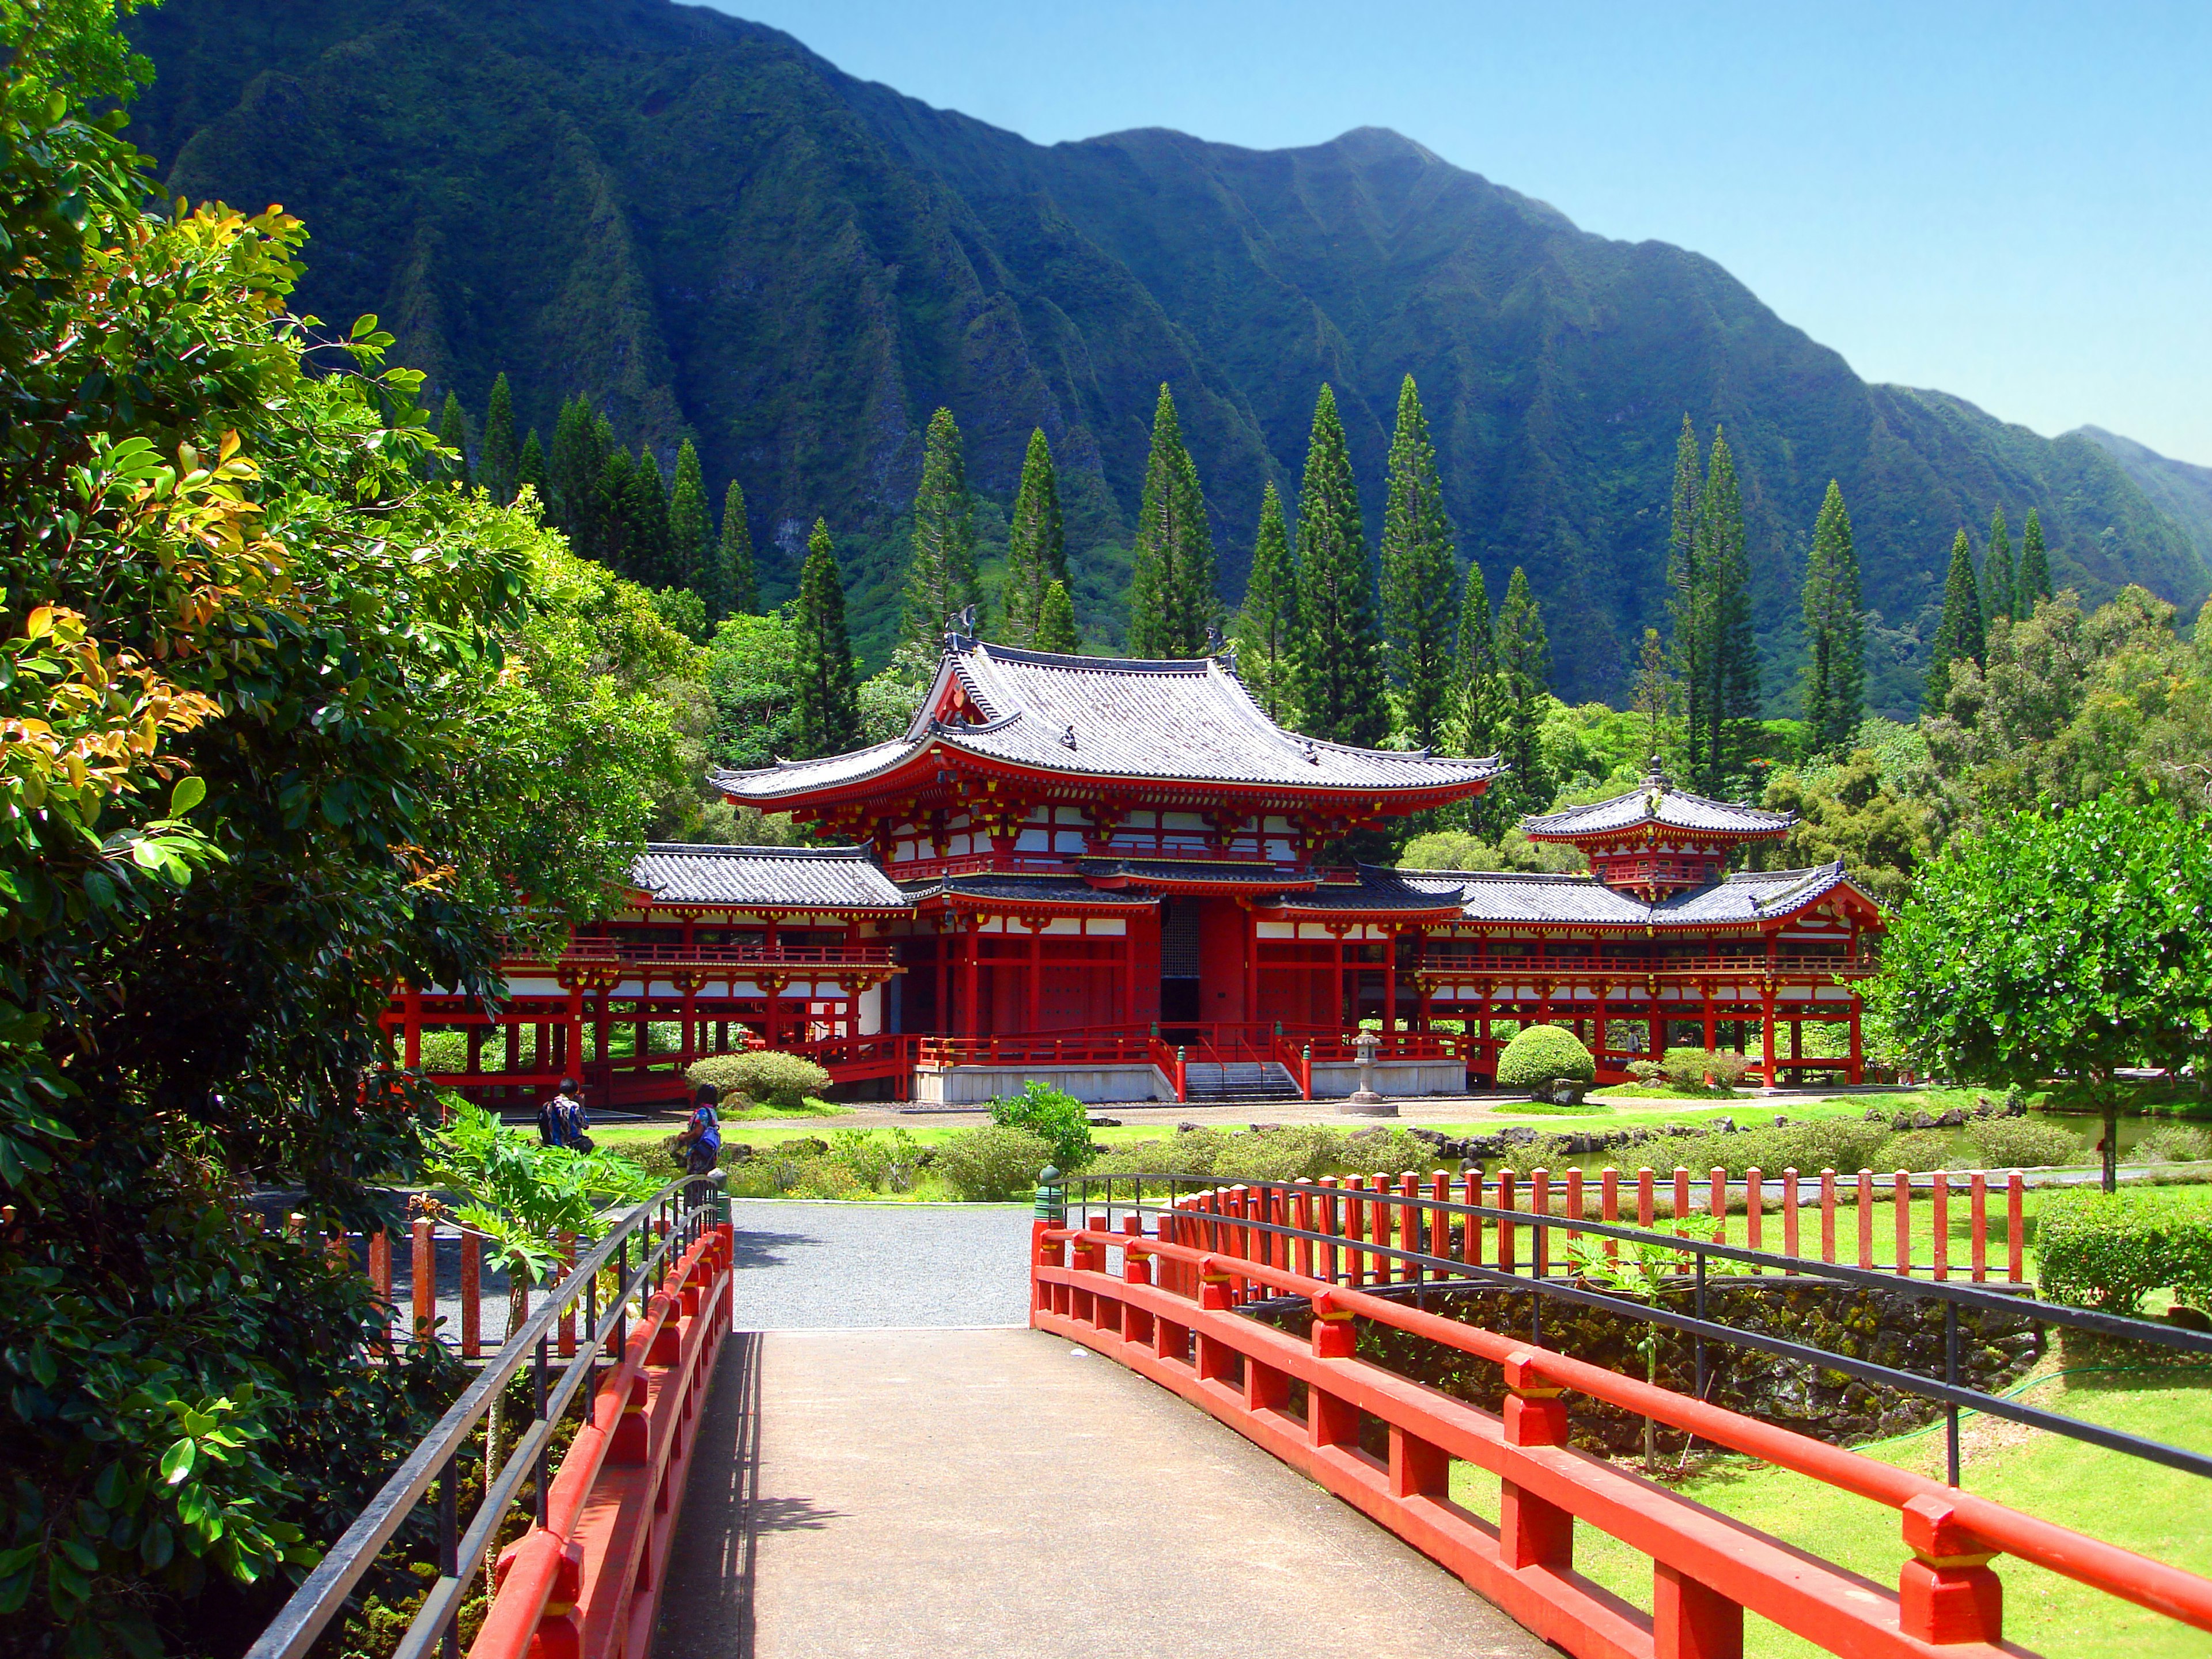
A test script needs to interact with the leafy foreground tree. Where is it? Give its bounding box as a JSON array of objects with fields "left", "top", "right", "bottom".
[
  {"left": 0, "top": 10, "right": 687, "bottom": 1653},
  {"left": 1868, "top": 793, "right": 2212, "bottom": 1191}
]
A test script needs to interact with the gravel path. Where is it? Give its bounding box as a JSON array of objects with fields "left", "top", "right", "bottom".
[{"left": 728, "top": 1199, "right": 1035, "bottom": 1330}]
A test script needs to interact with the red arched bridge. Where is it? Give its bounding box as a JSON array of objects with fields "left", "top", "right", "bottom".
[{"left": 250, "top": 1169, "right": 2212, "bottom": 1659}]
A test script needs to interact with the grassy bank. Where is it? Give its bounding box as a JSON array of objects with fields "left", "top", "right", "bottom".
[{"left": 1441, "top": 1357, "right": 2212, "bottom": 1656}]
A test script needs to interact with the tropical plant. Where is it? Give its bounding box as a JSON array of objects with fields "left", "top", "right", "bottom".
[
  {"left": 2037, "top": 1190, "right": 2212, "bottom": 1313},
  {"left": 989, "top": 1081, "right": 1093, "bottom": 1170}
]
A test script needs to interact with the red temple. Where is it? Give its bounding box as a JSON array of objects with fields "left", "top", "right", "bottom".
[{"left": 391, "top": 639, "right": 1883, "bottom": 1107}]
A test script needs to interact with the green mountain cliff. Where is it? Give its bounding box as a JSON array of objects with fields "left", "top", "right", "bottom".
[{"left": 127, "top": 0, "right": 2208, "bottom": 706}]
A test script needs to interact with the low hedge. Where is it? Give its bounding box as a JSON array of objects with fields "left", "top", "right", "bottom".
[
  {"left": 2037, "top": 1188, "right": 2212, "bottom": 1313},
  {"left": 1495, "top": 1025, "right": 1596, "bottom": 1093}
]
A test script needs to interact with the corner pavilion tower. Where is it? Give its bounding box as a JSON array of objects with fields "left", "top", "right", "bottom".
[{"left": 387, "top": 643, "right": 1884, "bottom": 1106}]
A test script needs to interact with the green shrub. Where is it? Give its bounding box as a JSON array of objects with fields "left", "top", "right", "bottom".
[
  {"left": 1658, "top": 1047, "right": 1749, "bottom": 1090},
  {"left": 1497, "top": 1134, "right": 1578, "bottom": 1176},
  {"left": 2135, "top": 1124, "right": 2212, "bottom": 1163},
  {"left": 686, "top": 1050, "right": 831, "bottom": 1108},
  {"left": 1495, "top": 1025, "right": 1596, "bottom": 1093},
  {"left": 790, "top": 1160, "right": 864, "bottom": 1200},
  {"left": 1657, "top": 1118, "right": 1889, "bottom": 1180},
  {"left": 1967, "top": 1117, "right": 2083, "bottom": 1169},
  {"left": 1214, "top": 1126, "right": 1353, "bottom": 1183},
  {"left": 990, "top": 1080, "right": 1094, "bottom": 1169},
  {"left": 2038, "top": 1190, "right": 2212, "bottom": 1312},
  {"left": 1339, "top": 1126, "right": 1453, "bottom": 1178},
  {"left": 1082, "top": 1128, "right": 1232, "bottom": 1182},
  {"left": 935, "top": 1125, "right": 1055, "bottom": 1201},
  {"left": 1876, "top": 1129, "right": 1957, "bottom": 1172}
]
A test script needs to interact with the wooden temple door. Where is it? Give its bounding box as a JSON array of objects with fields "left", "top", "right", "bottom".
[{"left": 1195, "top": 897, "right": 1248, "bottom": 1033}]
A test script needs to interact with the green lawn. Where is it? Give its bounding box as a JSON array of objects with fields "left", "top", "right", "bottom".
[{"left": 1442, "top": 1359, "right": 2212, "bottom": 1656}]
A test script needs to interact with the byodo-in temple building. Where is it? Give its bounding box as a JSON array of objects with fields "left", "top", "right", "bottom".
[{"left": 389, "top": 638, "right": 1884, "bottom": 1108}]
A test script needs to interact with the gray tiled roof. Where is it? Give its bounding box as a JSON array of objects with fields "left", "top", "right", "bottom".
[
  {"left": 713, "top": 641, "right": 1503, "bottom": 801},
  {"left": 1077, "top": 858, "right": 1316, "bottom": 889},
  {"left": 898, "top": 873, "right": 1159, "bottom": 908},
  {"left": 1259, "top": 866, "right": 1474, "bottom": 916},
  {"left": 1421, "top": 862, "right": 1859, "bottom": 927},
  {"left": 630, "top": 844, "right": 909, "bottom": 911},
  {"left": 1522, "top": 770, "right": 1794, "bottom": 839}
]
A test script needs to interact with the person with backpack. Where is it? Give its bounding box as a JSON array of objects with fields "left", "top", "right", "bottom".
[
  {"left": 538, "top": 1078, "right": 589, "bottom": 1150},
  {"left": 673, "top": 1083, "right": 722, "bottom": 1176}
]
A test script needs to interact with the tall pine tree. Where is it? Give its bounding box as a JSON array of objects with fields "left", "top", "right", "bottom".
[
  {"left": 547, "top": 396, "right": 600, "bottom": 537},
  {"left": 436, "top": 391, "right": 471, "bottom": 487},
  {"left": 1127, "top": 385, "right": 1217, "bottom": 656},
  {"left": 594, "top": 446, "right": 634, "bottom": 572},
  {"left": 793, "top": 519, "right": 860, "bottom": 757},
  {"left": 625, "top": 446, "right": 672, "bottom": 588},
  {"left": 1800, "top": 480, "right": 1864, "bottom": 757},
  {"left": 1035, "top": 581, "right": 1080, "bottom": 653},
  {"left": 1924, "top": 528, "right": 1986, "bottom": 713},
  {"left": 1291, "top": 384, "right": 1387, "bottom": 747},
  {"left": 1983, "top": 506, "right": 2015, "bottom": 627},
  {"left": 1379, "top": 374, "right": 1457, "bottom": 749},
  {"left": 718, "top": 479, "right": 757, "bottom": 617},
  {"left": 903, "top": 407, "right": 979, "bottom": 647},
  {"left": 2017, "top": 507, "right": 2052, "bottom": 612},
  {"left": 1000, "top": 428, "right": 1066, "bottom": 647},
  {"left": 1696, "top": 429, "right": 1759, "bottom": 793},
  {"left": 1450, "top": 560, "right": 1499, "bottom": 759},
  {"left": 515, "top": 429, "right": 547, "bottom": 506},
  {"left": 1493, "top": 566, "right": 1552, "bottom": 817},
  {"left": 1630, "top": 627, "right": 1676, "bottom": 768},
  {"left": 668, "top": 439, "right": 711, "bottom": 595},
  {"left": 1666, "top": 414, "right": 1706, "bottom": 771},
  {"left": 1230, "top": 482, "right": 1298, "bottom": 722},
  {"left": 480, "top": 372, "right": 518, "bottom": 505}
]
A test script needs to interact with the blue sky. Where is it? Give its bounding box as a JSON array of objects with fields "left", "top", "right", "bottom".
[{"left": 702, "top": 1, "right": 2211, "bottom": 465}]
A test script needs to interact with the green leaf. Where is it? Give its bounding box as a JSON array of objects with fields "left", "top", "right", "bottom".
[
  {"left": 157, "top": 1438, "right": 195, "bottom": 1485},
  {"left": 166, "top": 776, "right": 206, "bottom": 817}
]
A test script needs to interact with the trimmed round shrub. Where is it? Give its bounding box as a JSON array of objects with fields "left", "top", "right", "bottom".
[
  {"left": 1495, "top": 1025, "right": 1597, "bottom": 1096},
  {"left": 935, "top": 1125, "right": 1055, "bottom": 1202},
  {"left": 686, "top": 1050, "right": 831, "bottom": 1109},
  {"left": 1967, "top": 1117, "right": 2084, "bottom": 1169},
  {"left": 2039, "top": 1189, "right": 2212, "bottom": 1312}
]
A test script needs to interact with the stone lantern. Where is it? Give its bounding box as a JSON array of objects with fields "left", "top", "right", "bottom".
[{"left": 1338, "top": 1029, "right": 1396, "bottom": 1118}]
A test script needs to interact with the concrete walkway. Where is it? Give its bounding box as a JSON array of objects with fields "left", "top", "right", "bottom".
[{"left": 656, "top": 1326, "right": 1548, "bottom": 1659}]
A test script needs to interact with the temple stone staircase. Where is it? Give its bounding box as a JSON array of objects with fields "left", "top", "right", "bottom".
[{"left": 1180, "top": 1061, "right": 1304, "bottom": 1107}]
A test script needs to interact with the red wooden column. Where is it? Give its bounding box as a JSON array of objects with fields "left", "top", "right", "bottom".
[
  {"left": 1382, "top": 927, "right": 1398, "bottom": 1036},
  {"left": 1120, "top": 927, "right": 1136, "bottom": 1028},
  {"left": 1847, "top": 996, "right": 1864, "bottom": 1084},
  {"left": 935, "top": 927, "right": 950, "bottom": 1035},
  {"left": 1244, "top": 905, "right": 1259, "bottom": 1031},
  {"left": 402, "top": 985, "right": 423, "bottom": 1070},
  {"left": 566, "top": 982, "right": 584, "bottom": 1084},
  {"left": 963, "top": 915, "right": 981, "bottom": 1038},
  {"left": 1026, "top": 922, "right": 1041, "bottom": 1035},
  {"left": 1760, "top": 988, "right": 1777, "bottom": 1086}
]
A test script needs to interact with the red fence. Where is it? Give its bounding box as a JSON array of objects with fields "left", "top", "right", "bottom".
[
  {"left": 1033, "top": 1203, "right": 2212, "bottom": 1659},
  {"left": 472, "top": 1224, "right": 733, "bottom": 1659}
]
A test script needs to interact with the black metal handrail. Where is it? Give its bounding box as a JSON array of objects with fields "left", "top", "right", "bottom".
[
  {"left": 245, "top": 1175, "right": 725, "bottom": 1659},
  {"left": 1064, "top": 1173, "right": 2212, "bottom": 1487}
]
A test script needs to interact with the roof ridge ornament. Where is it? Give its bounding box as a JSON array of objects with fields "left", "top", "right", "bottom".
[
  {"left": 945, "top": 604, "right": 978, "bottom": 646},
  {"left": 1060, "top": 723, "right": 1078, "bottom": 750}
]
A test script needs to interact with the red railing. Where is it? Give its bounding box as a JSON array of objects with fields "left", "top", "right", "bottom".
[
  {"left": 547, "top": 940, "right": 897, "bottom": 970},
  {"left": 1147, "top": 1034, "right": 1188, "bottom": 1102},
  {"left": 1271, "top": 1030, "right": 1313, "bottom": 1099},
  {"left": 916, "top": 1031, "right": 1156, "bottom": 1069},
  {"left": 1033, "top": 1195, "right": 2212, "bottom": 1659},
  {"left": 475, "top": 1224, "right": 734, "bottom": 1659},
  {"left": 1418, "top": 952, "right": 1879, "bottom": 979}
]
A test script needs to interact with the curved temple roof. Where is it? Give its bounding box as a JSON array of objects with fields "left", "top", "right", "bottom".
[
  {"left": 1521, "top": 760, "right": 1794, "bottom": 843},
  {"left": 630, "top": 843, "right": 908, "bottom": 911},
  {"left": 711, "top": 639, "right": 1503, "bottom": 804}
]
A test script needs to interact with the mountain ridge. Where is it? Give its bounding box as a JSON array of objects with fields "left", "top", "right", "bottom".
[{"left": 124, "top": 0, "right": 2209, "bottom": 707}]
